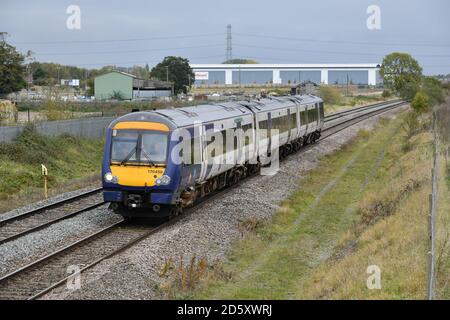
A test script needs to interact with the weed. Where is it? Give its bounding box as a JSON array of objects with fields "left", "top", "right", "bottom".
[
  {"left": 158, "top": 257, "right": 174, "bottom": 277},
  {"left": 237, "top": 216, "right": 261, "bottom": 238}
]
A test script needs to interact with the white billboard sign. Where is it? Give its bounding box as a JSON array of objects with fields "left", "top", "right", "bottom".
[
  {"left": 195, "top": 72, "right": 209, "bottom": 80},
  {"left": 69, "top": 79, "right": 80, "bottom": 86}
]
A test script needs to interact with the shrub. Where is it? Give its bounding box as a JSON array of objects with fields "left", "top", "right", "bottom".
[
  {"left": 317, "top": 86, "right": 343, "bottom": 105},
  {"left": 402, "top": 111, "right": 421, "bottom": 138},
  {"left": 422, "top": 77, "right": 445, "bottom": 106},
  {"left": 109, "top": 90, "right": 125, "bottom": 101},
  {"left": 399, "top": 81, "right": 420, "bottom": 100},
  {"left": 44, "top": 100, "right": 72, "bottom": 121},
  {"left": 382, "top": 89, "right": 392, "bottom": 98},
  {"left": 411, "top": 91, "right": 429, "bottom": 113}
]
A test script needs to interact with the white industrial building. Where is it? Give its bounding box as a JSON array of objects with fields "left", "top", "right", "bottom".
[{"left": 191, "top": 63, "right": 382, "bottom": 86}]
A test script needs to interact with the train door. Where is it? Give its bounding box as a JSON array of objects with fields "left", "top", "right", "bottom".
[
  {"left": 236, "top": 120, "right": 243, "bottom": 165},
  {"left": 267, "top": 112, "right": 272, "bottom": 155},
  {"left": 319, "top": 102, "right": 325, "bottom": 127},
  {"left": 304, "top": 105, "right": 309, "bottom": 135},
  {"left": 289, "top": 106, "right": 299, "bottom": 140},
  {"left": 287, "top": 109, "right": 291, "bottom": 142},
  {"left": 198, "top": 124, "right": 208, "bottom": 182}
]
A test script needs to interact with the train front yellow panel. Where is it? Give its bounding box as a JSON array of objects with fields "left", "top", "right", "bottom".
[{"left": 110, "top": 165, "right": 165, "bottom": 187}]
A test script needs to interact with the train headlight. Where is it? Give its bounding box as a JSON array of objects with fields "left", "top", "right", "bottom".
[
  {"left": 155, "top": 175, "right": 171, "bottom": 186},
  {"left": 104, "top": 172, "right": 118, "bottom": 184}
]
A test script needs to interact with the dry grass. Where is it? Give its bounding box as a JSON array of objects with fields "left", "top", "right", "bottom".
[
  {"left": 158, "top": 255, "right": 210, "bottom": 299},
  {"left": 0, "top": 173, "right": 100, "bottom": 214},
  {"left": 237, "top": 216, "right": 261, "bottom": 238},
  {"left": 298, "top": 130, "right": 433, "bottom": 299},
  {"left": 184, "top": 109, "right": 449, "bottom": 300}
]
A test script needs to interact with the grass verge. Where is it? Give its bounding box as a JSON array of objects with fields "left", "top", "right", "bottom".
[
  {"left": 159, "top": 109, "right": 444, "bottom": 299},
  {"left": 0, "top": 125, "right": 103, "bottom": 213}
]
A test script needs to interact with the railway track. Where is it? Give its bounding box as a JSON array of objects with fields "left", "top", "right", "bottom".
[
  {"left": 0, "top": 188, "right": 104, "bottom": 246},
  {"left": 324, "top": 99, "right": 402, "bottom": 123},
  {"left": 322, "top": 100, "right": 407, "bottom": 139},
  {"left": 0, "top": 99, "right": 406, "bottom": 300},
  {"left": 0, "top": 183, "right": 240, "bottom": 300}
]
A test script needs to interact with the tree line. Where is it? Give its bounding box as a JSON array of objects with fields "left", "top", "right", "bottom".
[
  {"left": 380, "top": 52, "right": 447, "bottom": 112},
  {"left": 1, "top": 39, "right": 195, "bottom": 96}
]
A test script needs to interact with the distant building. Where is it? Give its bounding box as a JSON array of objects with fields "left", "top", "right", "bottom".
[
  {"left": 191, "top": 63, "right": 382, "bottom": 86},
  {"left": 290, "top": 81, "right": 319, "bottom": 95},
  {"left": 94, "top": 71, "right": 173, "bottom": 101}
]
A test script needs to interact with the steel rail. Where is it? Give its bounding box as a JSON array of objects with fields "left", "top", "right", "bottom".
[
  {"left": 0, "top": 187, "right": 103, "bottom": 226},
  {"left": 0, "top": 201, "right": 106, "bottom": 246},
  {"left": 324, "top": 99, "right": 402, "bottom": 122},
  {"left": 29, "top": 183, "right": 241, "bottom": 300}
]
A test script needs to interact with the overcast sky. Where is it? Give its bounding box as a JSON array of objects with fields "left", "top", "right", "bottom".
[{"left": 1, "top": 0, "right": 449, "bottom": 74}]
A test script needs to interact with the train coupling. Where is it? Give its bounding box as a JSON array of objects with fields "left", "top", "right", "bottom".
[{"left": 127, "top": 194, "right": 142, "bottom": 209}]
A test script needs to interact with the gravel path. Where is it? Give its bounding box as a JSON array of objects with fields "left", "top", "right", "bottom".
[{"left": 30, "top": 105, "right": 406, "bottom": 300}]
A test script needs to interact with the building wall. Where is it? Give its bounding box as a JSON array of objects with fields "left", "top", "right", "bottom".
[
  {"left": 327, "top": 71, "right": 369, "bottom": 85},
  {"left": 194, "top": 71, "right": 226, "bottom": 85},
  {"left": 95, "top": 72, "right": 133, "bottom": 100},
  {"left": 231, "top": 71, "right": 273, "bottom": 85},
  {"left": 191, "top": 64, "right": 381, "bottom": 86},
  {"left": 280, "top": 71, "right": 321, "bottom": 84}
]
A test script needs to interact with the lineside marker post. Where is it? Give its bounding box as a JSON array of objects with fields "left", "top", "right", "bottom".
[
  {"left": 427, "top": 193, "right": 433, "bottom": 300},
  {"left": 427, "top": 111, "right": 438, "bottom": 300},
  {"left": 41, "top": 164, "right": 48, "bottom": 199}
]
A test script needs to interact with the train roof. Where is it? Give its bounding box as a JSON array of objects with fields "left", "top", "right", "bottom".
[{"left": 109, "top": 95, "right": 322, "bottom": 129}]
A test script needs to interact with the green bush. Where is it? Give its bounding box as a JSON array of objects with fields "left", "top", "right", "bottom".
[
  {"left": 422, "top": 77, "right": 445, "bottom": 106},
  {"left": 109, "top": 90, "right": 125, "bottom": 101},
  {"left": 399, "top": 81, "right": 420, "bottom": 100},
  {"left": 317, "top": 86, "right": 343, "bottom": 105},
  {"left": 411, "top": 91, "right": 429, "bottom": 113},
  {"left": 402, "top": 111, "right": 421, "bottom": 138},
  {"left": 382, "top": 89, "right": 392, "bottom": 98}
]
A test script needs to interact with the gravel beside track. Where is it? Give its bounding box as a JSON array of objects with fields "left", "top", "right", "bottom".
[
  {"left": 0, "top": 192, "right": 104, "bottom": 245},
  {"left": 0, "top": 185, "right": 101, "bottom": 222},
  {"left": 0, "top": 204, "right": 122, "bottom": 277},
  {"left": 37, "top": 104, "right": 408, "bottom": 300}
]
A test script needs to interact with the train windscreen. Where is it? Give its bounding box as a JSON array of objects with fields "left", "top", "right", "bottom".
[{"left": 111, "top": 130, "right": 168, "bottom": 165}]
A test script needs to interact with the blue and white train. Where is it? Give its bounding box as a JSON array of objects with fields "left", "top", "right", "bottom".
[{"left": 102, "top": 94, "right": 324, "bottom": 218}]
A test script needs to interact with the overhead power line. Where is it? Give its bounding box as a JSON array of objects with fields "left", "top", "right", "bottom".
[
  {"left": 11, "top": 33, "right": 224, "bottom": 45},
  {"left": 233, "top": 53, "right": 450, "bottom": 68},
  {"left": 234, "top": 43, "right": 450, "bottom": 58},
  {"left": 35, "top": 44, "right": 224, "bottom": 56},
  {"left": 234, "top": 32, "right": 450, "bottom": 48},
  {"left": 41, "top": 54, "right": 226, "bottom": 67}
]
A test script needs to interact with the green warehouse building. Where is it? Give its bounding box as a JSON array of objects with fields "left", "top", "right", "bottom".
[{"left": 94, "top": 71, "right": 173, "bottom": 101}]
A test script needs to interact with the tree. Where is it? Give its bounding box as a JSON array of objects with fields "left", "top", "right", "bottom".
[
  {"left": 380, "top": 52, "right": 422, "bottom": 99},
  {"left": 0, "top": 40, "right": 26, "bottom": 94},
  {"left": 411, "top": 91, "right": 429, "bottom": 113},
  {"left": 151, "top": 56, "right": 194, "bottom": 94},
  {"left": 32, "top": 67, "right": 49, "bottom": 86}
]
